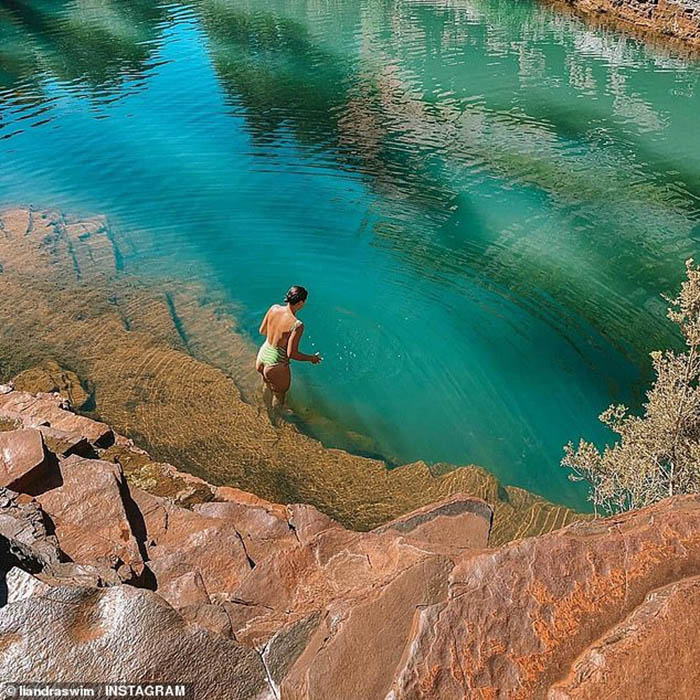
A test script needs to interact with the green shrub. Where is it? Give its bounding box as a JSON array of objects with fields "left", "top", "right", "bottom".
[{"left": 562, "top": 259, "right": 700, "bottom": 515}]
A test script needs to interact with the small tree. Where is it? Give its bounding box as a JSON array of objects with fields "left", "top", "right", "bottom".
[{"left": 562, "top": 259, "right": 700, "bottom": 516}]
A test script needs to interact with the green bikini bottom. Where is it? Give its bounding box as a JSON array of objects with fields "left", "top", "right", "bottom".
[{"left": 257, "top": 340, "right": 289, "bottom": 367}]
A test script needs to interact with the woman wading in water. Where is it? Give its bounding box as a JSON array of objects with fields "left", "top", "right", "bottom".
[{"left": 256, "top": 285, "right": 321, "bottom": 413}]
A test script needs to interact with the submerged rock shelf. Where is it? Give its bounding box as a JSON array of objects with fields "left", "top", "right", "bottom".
[{"left": 0, "top": 206, "right": 579, "bottom": 544}]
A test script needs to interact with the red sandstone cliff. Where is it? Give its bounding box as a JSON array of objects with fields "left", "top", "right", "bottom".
[{"left": 1, "top": 385, "right": 699, "bottom": 698}]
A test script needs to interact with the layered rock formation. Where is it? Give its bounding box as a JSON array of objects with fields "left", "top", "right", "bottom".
[
  {"left": 0, "top": 207, "right": 580, "bottom": 544},
  {"left": 1, "top": 387, "right": 699, "bottom": 698},
  {"left": 552, "top": 0, "right": 700, "bottom": 48}
]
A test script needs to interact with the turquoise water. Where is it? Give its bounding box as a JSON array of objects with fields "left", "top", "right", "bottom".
[{"left": 1, "top": 0, "right": 699, "bottom": 510}]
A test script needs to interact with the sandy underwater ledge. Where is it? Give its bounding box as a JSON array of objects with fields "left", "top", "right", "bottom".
[{"left": 0, "top": 205, "right": 582, "bottom": 545}]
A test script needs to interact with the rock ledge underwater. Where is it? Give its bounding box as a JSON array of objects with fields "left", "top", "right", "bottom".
[{"left": 0, "top": 206, "right": 580, "bottom": 544}]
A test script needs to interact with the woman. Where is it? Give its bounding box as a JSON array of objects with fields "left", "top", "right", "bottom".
[{"left": 256, "top": 285, "right": 321, "bottom": 410}]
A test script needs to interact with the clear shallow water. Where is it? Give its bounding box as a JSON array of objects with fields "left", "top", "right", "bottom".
[{"left": 1, "top": 0, "right": 699, "bottom": 510}]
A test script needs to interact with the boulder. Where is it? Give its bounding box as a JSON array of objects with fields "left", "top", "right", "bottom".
[
  {"left": 280, "top": 554, "right": 453, "bottom": 700},
  {"left": 0, "top": 488, "right": 61, "bottom": 573},
  {"left": 37, "top": 426, "right": 93, "bottom": 458},
  {"left": 37, "top": 456, "right": 144, "bottom": 583},
  {"left": 0, "top": 489, "right": 115, "bottom": 587},
  {"left": 0, "top": 429, "right": 58, "bottom": 495},
  {"left": 0, "top": 579, "right": 272, "bottom": 699},
  {"left": 130, "top": 488, "right": 253, "bottom": 604}
]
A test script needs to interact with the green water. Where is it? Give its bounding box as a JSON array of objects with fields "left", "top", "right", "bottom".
[{"left": 1, "top": 0, "right": 698, "bottom": 510}]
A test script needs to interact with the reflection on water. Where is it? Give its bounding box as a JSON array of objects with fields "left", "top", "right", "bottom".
[
  {"left": 1, "top": 0, "right": 699, "bottom": 510},
  {"left": 0, "top": 0, "right": 167, "bottom": 106}
]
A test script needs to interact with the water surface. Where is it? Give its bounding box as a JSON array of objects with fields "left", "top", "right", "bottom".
[{"left": 1, "top": 0, "right": 699, "bottom": 510}]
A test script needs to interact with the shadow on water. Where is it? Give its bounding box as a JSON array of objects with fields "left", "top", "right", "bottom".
[{"left": 0, "top": 0, "right": 169, "bottom": 104}]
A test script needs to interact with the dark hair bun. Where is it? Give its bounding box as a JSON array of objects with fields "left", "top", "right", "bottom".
[{"left": 285, "top": 285, "right": 308, "bottom": 305}]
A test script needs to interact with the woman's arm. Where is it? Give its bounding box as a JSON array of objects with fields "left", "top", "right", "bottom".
[{"left": 287, "top": 323, "right": 321, "bottom": 363}]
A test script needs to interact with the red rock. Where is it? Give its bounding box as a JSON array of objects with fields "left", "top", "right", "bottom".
[
  {"left": 0, "top": 429, "right": 57, "bottom": 495},
  {"left": 37, "top": 456, "right": 143, "bottom": 582},
  {"left": 4, "top": 382, "right": 700, "bottom": 698},
  {"left": 286, "top": 503, "right": 342, "bottom": 544},
  {"left": 373, "top": 493, "right": 492, "bottom": 551},
  {"left": 0, "top": 579, "right": 271, "bottom": 698},
  {"left": 0, "top": 487, "right": 61, "bottom": 570},
  {"left": 561, "top": 0, "right": 700, "bottom": 48},
  {"left": 224, "top": 526, "right": 443, "bottom": 649},
  {"left": 130, "top": 488, "right": 253, "bottom": 601},
  {"left": 385, "top": 495, "right": 700, "bottom": 699},
  {"left": 193, "top": 500, "right": 297, "bottom": 563},
  {"left": 156, "top": 570, "right": 211, "bottom": 610},
  {"left": 281, "top": 555, "right": 453, "bottom": 700},
  {"left": 549, "top": 575, "right": 700, "bottom": 700},
  {"left": 215, "top": 485, "right": 281, "bottom": 509},
  {"left": 194, "top": 498, "right": 341, "bottom": 562},
  {"left": 179, "top": 603, "right": 235, "bottom": 639},
  {"left": 37, "top": 426, "right": 92, "bottom": 458},
  {"left": 258, "top": 613, "right": 322, "bottom": 693},
  {"left": 0, "top": 391, "right": 112, "bottom": 446}
]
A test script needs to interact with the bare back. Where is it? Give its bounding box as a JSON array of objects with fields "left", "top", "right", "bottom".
[{"left": 260, "top": 305, "right": 300, "bottom": 348}]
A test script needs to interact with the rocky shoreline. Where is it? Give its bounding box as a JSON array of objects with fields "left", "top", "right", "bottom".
[
  {"left": 2, "top": 385, "right": 699, "bottom": 698},
  {"left": 549, "top": 0, "right": 700, "bottom": 50}
]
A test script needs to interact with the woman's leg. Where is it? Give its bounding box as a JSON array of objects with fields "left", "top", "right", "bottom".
[
  {"left": 263, "top": 364, "right": 291, "bottom": 412},
  {"left": 256, "top": 362, "right": 273, "bottom": 410}
]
